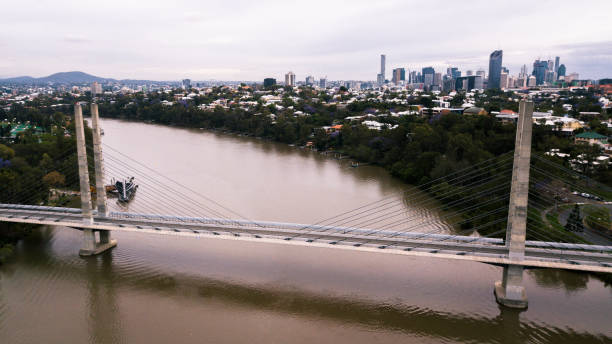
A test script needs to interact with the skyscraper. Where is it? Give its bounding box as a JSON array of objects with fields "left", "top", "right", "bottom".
[
  {"left": 532, "top": 60, "right": 548, "bottom": 85},
  {"left": 554, "top": 56, "right": 560, "bottom": 73},
  {"left": 557, "top": 64, "right": 566, "bottom": 79},
  {"left": 487, "top": 50, "right": 503, "bottom": 89},
  {"left": 182, "top": 79, "right": 191, "bottom": 89},
  {"left": 319, "top": 77, "right": 327, "bottom": 88},
  {"left": 392, "top": 68, "right": 406, "bottom": 84},
  {"left": 380, "top": 54, "right": 386, "bottom": 80},
  {"left": 285, "top": 71, "right": 296, "bottom": 86},
  {"left": 305, "top": 75, "right": 315, "bottom": 85},
  {"left": 422, "top": 67, "right": 435, "bottom": 87}
]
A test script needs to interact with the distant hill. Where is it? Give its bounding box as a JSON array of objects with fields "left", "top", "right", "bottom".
[{"left": 0, "top": 71, "right": 115, "bottom": 84}]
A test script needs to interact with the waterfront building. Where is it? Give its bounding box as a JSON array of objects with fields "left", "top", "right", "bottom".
[
  {"left": 285, "top": 71, "right": 296, "bottom": 86},
  {"left": 487, "top": 50, "right": 503, "bottom": 89}
]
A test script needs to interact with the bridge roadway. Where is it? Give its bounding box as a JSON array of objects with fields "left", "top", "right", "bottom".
[{"left": 1, "top": 204, "right": 612, "bottom": 273}]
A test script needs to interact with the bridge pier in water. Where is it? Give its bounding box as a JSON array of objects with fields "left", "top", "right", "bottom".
[
  {"left": 74, "top": 102, "right": 116, "bottom": 256},
  {"left": 494, "top": 100, "right": 534, "bottom": 309}
]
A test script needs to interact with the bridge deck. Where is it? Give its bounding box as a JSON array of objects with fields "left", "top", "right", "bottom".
[{"left": 1, "top": 204, "right": 611, "bottom": 273}]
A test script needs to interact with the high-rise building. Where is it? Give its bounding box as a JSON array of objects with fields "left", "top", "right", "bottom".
[
  {"left": 422, "top": 67, "right": 435, "bottom": 87},
  {"left": 380, "top": 54, "right": 386, "bottom": 81},
  {"left": 434, "top": 73, "right": 442, "bottom": 86},
  {"left": 392, "top": 68, "right": 406, "bottom": 84},
  {"left": 182, "top": 79, "right": 191, "bottom": 89},
  {"left": 476, "top": 70, "right": 485, "bottom": 80},
  {"left": 451, "top": 68, "right": 461, "bottom": 79},
  {"left": 520, "top": 64, "right": 528, "bottom": 77},
  {"left": 487, "top": 50, "right": 503, "bottom": 89},
  {"left": 263, "top": 78, "right": 276, "bottom": 87},
  {"left": 285, "top": 71, "right": 296, "bottom": 86},
  {"left": 409, "top": 71, "right": 417, "bottom": 84},
  {"left": 532, "top": 60, "right": 548, "bottom": 85},
  {"left": 319, "top": 77, "right": 327, "bottom": 88},
  {"left": 554, "top": 56, "right": 560, "bottom": 73},
  {"left": 557, "top": 64, "right": 566, "bottom": 79},
  {"left": 527, "top": 75, "right": 537, "bottom": 87},
  {"left": 305, "top": 75, "right": 315, "bottom": 86},
  {"left": 91, "top": 82, "right": 102, "bottom": 95},
  {"left": 455, "top": 75, "right": 483, "bottom": 91},
  {"left": 500, "top": 72, "right": 508, "bottom": 89}
]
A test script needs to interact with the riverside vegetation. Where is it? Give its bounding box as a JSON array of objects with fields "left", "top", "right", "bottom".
[{"left": 0, "top": 86, "right": 610, "bottom": 260}]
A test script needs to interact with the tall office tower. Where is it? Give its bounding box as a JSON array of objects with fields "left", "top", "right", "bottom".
[
  {"left": 476, "top": 70, "right": 486, "bottom": 80},
  {"left": 417, "top": 72, "right": 422, "bottom": 83},
  {"left": 392, "top": 68, "right": 406, "bottom": 84},
  {"left": 554, "top": 56, "right": 560, "bottom": 73},
  {"left": 182, "top": 79, "right": 191, "bottom": 89},
  {"left": 452, "top": 68, "right": 461, "bottom": 79},
  {"left": 377, "top": 73, "right": 384, "bottom": 86},
  {"left": 319, "top": 77, "right": 327, "bottom": 88},
  {"left": 422, "top": 67, "right": 435, "bottom": 87},
  {"left": 557, "top": 64, "right": 566, "bottom": 79},
  {"left": 520, "top": 64, "right": 528, "bottom": 78},
  {"left": 545, "top": 70, "right": 555, "bottom": 84},
  {"left": 305, "top": 75, "right": 315, "bottom": 85},
  {"left": 434, "top": 73, "right": 442, "bottom": 86},
  {"left": 500, "top": 72, "right": 508, "bottom": 89},
  {"left": 380, "top": 54, "right": 386, "bottom": 81},
  {"left": 532, "top": 60, "right": 548, "bottom": 85},
  {"left": 409, "top": 71, "right": 417, "bottom": 83},
  {"left": 487, "top": 50, "right": 503, "bottom": 89},
  {"left": 285, "top": 71, "right": 296, "bottom": 86},
  {"left": 547, "top": 60, "right": 554, "bottom": 71}
]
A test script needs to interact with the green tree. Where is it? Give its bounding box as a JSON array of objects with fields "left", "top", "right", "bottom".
[{"left": 565, "top": 204, "right": 584, "bottom": 232}]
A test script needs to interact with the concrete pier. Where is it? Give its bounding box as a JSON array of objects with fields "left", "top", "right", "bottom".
[
  {"left": 494, "top": 100, "right": 533, "bottom": 309},
  {"left": 74, "top": 103, "right": 116, "bottom": 256}
]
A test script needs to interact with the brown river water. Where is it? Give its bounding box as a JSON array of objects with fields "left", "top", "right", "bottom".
[{"left": 0, "top": 119, "right": 610, "bottom": 343}]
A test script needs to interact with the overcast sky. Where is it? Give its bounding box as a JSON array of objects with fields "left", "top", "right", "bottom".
[{"left": 1, "top": 0, "right": 611, "bottom": 81}]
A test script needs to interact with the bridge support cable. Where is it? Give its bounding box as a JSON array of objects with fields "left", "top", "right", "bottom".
[
  {"left": 283, "top": 155, "right": 515, "bottom": 240},
  {"left": 306, "top": 185, "right": 512, "bottom": 248},
  {"left": 102, "top": 143, "right": 263, "bottom": 225},
  {"left": 325, "top": 174, "right": 513, "bottom": 239}
]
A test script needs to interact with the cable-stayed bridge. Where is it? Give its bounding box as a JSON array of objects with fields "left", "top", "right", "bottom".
[{"left": 1, "top": 101, "right": 611, "bottom": 309}]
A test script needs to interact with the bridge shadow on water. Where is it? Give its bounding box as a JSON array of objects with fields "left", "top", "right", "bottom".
[{"left": 2, "top": 229, "right": 611, "bottom": 344}]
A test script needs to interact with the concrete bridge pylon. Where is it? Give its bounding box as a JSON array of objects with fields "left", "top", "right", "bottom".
[{"left": 494, "top": 100, "right": 534, "bottom": 309}]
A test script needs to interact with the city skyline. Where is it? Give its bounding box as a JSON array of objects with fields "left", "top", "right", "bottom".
[{"left": 1, "top": 0, "right": 611, "bottom": 81}]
